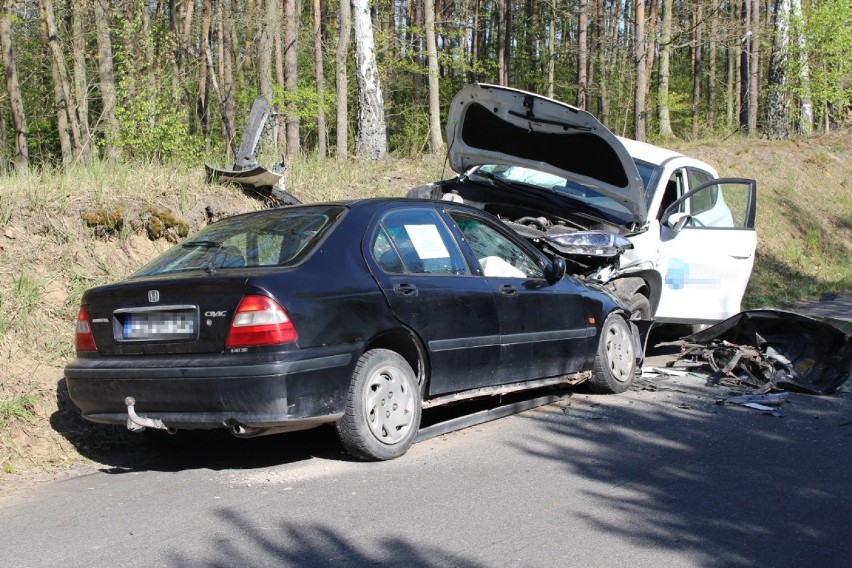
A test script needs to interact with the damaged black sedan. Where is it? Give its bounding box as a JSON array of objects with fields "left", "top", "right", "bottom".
[{"left": 65, "top": 199, "right": 641, "bottom": 460}]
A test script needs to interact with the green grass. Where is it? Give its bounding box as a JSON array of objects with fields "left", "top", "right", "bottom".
[{"left": 0, "top": 394, "right": 39, "bottom": 429}]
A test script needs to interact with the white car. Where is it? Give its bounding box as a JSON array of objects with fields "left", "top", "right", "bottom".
[{"left": 409, "top": 84, "right": 757, "bottom": 325}]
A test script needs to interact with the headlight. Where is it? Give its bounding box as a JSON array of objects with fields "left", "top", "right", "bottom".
[{"left": 546, "top": 231, "right": 633, "bottom": 257}]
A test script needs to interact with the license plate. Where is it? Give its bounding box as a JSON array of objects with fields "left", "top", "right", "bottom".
[{"left": 121, "top": 310, "right": 196, "bottom": 340}]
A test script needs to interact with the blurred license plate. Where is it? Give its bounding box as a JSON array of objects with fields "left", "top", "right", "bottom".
[{"left": 122, "top": 310, "right": 196, "bottom": 340}]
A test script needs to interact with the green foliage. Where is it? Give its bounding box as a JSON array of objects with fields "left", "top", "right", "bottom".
[
  {"left": 111, "top": 10, "right": 204, "bottom": 164},
  {"left": 799, "top": 0, "right": 852, "bottom": 123}
]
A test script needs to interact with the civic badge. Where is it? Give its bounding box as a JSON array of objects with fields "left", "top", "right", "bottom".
[{"left": 148, "top": 290, "right": 160, "bottom": 303}]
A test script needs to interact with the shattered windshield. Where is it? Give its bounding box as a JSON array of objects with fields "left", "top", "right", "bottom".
[
  {"left": 476, "top": 164, "right": 634, "bottom": 225},
  {"left": 133, "top": 205, "right": 345, "bottom": 276}
]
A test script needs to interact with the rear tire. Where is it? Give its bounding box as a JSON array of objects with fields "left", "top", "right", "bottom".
[
  {"left": 588, "top": 314, "right": 637, "bottom": 394},
  {"left": 336, "top": 349, "right": 422, "bottom": 461}
]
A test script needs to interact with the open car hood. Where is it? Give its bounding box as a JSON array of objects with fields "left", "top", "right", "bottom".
[{"left": 446, "top": 84, "right": 648, "bottom": 226}]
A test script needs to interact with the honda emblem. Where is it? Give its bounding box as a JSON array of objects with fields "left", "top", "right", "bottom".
[{"left": 148, "top": 290, "right": 160, "bottom": 303}]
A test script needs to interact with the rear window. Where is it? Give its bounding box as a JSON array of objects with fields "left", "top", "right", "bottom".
[{"left": 133, "top": 206, "right": 345, "bottom": 276}]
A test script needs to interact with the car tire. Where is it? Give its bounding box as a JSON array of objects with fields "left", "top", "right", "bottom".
[
  {"left": 336, "top": 349, "right": 422, "bottom": 461},
  {"left": 588, "top": 314, "right": 637, "bottom": 394},
  {"left": 626, "top": 293, "right": 652, "bottom": 320}
]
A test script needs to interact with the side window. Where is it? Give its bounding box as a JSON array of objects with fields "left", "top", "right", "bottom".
[
  {"left": 451, "top": 214, "right": 544, "bottom": 279},
  {"left": 372, "top": 228, "right": 404, "bottom": 274},
  {"left": 373, "top": 209, "right": 469, "bottom": 275},
  {"left": 687, "top": 168, "right": 714, "bottom": 189},
  {"left": 666, "top": 181, "right": 756, "bottom": 229}
]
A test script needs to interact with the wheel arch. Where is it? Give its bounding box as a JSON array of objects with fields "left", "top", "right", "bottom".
[
  {"left": 609, "top": 271, "right": 662, "bottom": 316},
  {"left": 362, "top": 329, "right": 430, "bottom": 393}
]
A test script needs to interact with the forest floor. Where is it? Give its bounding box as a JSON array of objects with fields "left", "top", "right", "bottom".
[{"left": 0, "top": 132, "right": 850, "bottom": 495}]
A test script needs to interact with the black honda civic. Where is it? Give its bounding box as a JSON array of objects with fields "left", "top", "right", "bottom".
[{"left": 65, "top": 198, "right": 641, "bottom": 460}]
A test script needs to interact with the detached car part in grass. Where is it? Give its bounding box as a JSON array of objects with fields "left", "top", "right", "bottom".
[
  {"left": 410, "top": 84, "right": 757, "bottom": 325},
  {"left": 65, "top": 199, "right": 642, "bottom": 460}
]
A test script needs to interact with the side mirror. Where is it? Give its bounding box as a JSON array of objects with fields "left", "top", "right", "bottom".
[
  {"left": 666, "top": 212, "right": 691, "bottom": 232},
  {"left": 546, "top": 256, "right": 566, "bottom": 284}
]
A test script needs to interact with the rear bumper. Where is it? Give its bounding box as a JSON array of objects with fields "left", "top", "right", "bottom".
[{"left": 64, "top": 347, "right": 355, "bottom": 430}]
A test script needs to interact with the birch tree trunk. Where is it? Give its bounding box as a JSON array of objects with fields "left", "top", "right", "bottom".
[
  {"left": 94, "top": 0, "right": 119, "bottom": 160},
  {"left": 352, "top": 0, "right": 387, "bottom": 158},
  {"left": 425, "top": 0, "right": 443, "bottom": 153},
  {"left": 739, "top": 0, "right": 751, "bottom": 131},
  {"left": 335, "top": 0, "right": 351, "bottom": 159},
  {"left": 284, "top": 0, "right": 300, "bottom": 157},
  {"left": 0, "top": 2, "right": 27, "bottom": 168},
  {"left": 765, "top": 0, "right": 790, "bottom": 139},
  {"left": 791, "top": 0, "right": 812, "bottom": 135},
  {"left": 313, "top": 0, "right": 327, "bottom": 156},
  {"left": 657, "top": 0, "right": 674, "bottom": 138}
]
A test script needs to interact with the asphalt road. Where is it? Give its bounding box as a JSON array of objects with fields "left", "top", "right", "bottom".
[{"left": 1, "top": 341, "right": 850, "bottom": 568}]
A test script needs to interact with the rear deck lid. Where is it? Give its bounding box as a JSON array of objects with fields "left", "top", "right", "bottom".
[{"left": 446, "top": 84, "right": 648, "bottom": 225}]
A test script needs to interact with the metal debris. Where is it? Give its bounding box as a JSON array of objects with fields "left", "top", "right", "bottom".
[{"left": 674, "top": 309, "right": 852, "bottom": 395}]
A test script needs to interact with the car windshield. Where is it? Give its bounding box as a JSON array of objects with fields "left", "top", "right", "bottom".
[
  {"left": 633, "top": 159, "right": 664, "bottom": 202},
  {"left": 475, "top": 164, "right": 634, "bottom": 225},
  {"left": 133, "top": 205, "right": 345, "bottom": 276}
]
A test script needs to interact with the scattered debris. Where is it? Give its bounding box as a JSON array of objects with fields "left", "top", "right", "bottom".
[
  {"left": 673, "top": 309, "right": 851, "bottom": 396},
  {"left": 716, "top": 393, "right": 790, "bottom": 417}
]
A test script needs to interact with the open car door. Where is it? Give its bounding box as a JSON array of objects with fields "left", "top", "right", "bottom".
[{"left": 654, "top": 178, "right": 757, "bottom": 324}]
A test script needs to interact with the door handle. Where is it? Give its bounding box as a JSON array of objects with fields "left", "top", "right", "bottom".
[
  {"left": 393, "top": 283, "right": 418, "bottom": 297},
  {"left": 729, "top": 250, "right": 753, "bottom": 259},
  {"left": 499, "top": 284, "right": 518, "bottom": 296}
]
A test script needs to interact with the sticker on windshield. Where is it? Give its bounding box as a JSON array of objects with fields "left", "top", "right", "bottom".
[{"left": 405, "top": 224, "right": 450, "bottom": 259}]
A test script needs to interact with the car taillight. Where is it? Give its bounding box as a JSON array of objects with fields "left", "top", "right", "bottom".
[
  {"left": 225, "top": 295, "right": 297, "bottom": 348},
  {"left": 75, "top": 305, "right": 97, "bottom": 352}
]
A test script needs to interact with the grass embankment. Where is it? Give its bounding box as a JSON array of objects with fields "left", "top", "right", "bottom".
[{"left": 0, "top": 134, "right": 849, "bottom": 483}]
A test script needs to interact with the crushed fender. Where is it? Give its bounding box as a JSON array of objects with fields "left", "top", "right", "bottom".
[{"left": 674, "top": 309, "right": 851, "bottom": 395}]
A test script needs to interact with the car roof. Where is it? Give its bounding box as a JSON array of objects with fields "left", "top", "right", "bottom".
[{"left": 616, "top": 136, "right": 685, "bottom": 166}]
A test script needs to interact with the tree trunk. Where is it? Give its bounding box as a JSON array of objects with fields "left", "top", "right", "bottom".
[
  {"left": 94, "top": 0, "right": 119, "bottom": 160},
  {"left": 597, "top": 0, "right": 610, "bottom": 126},
  {"left": 284, "top": 0, "right": 300, "bottom": 157},
  {"left": 739, "top": 0, "right": 751, "bottom": 131},
  {"left": 578, "top": 0, "right": 588, "bottom": 108},
  {"left": 546, "top": 0, "right": 556, "bottom": 98},
  {"left": 633, "top": 0, "right": 647, "bottom": 141},
  {"left": 765, "top": 0, "right": 790, "bottom": 139},
  {"left": 197, "top": 0, "right": 212, "bottom": 138},
  {"left": 222, "top": 0, "right": 236, "bottom": 156},
  {"left": 644, "top": 0, "right": 658, "bottom": 112},
  {"left": 40, "top": 0, "right": 85, "bottom": 165},
  {"left": 748, "top": 0, "right": 759, "bottom": 132},
  {"left": 335, "top": 0, "right": 351, "bottom": 159},
  {"left": 313, "top": 0, "right": 327, "bottom": 156},
  {"left": 352, "top": 0, "right": 387, "bottom": 158},
  {"left": 497, "top": 0, "right": 507, "bottom": 85},
  {"left": 425, "top": 0, "right": 443, "bottom": 153},
  {"left": 71, "top": 0, "right": 92, "bottom": 161},
  {"left": 0, "top": 2, "right": 27, "bottom": 169},
  {"left": 791, "top": 0, "right": 812, "bottom": 135},
  {"left": 657, "top": 0, "right": 674, "bottom": 138},
  {"left": 258, "top": 0, "right": 275, "bottom": 101},
  {"left": 692, "top": 3, "right": 702, "bottom": 139},
  {"left": 708, "top": 0, "right": 718, "bottom": 126}
]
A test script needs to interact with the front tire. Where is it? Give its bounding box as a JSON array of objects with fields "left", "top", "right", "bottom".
[
  {"left": 336, "top": 349, "right": 422, "bottom": 461},
  {"left": 588, "top": 314, "right": 637, "bottom": 394},
  {"left": 626, "top": 293, "right": 652, "bottom": 320}
]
